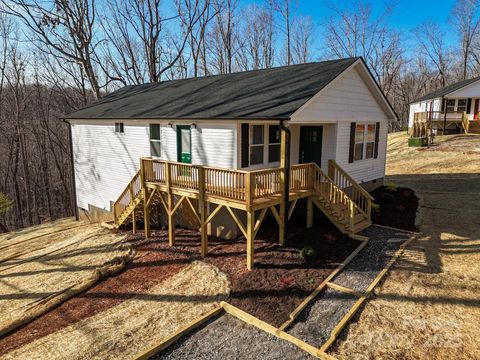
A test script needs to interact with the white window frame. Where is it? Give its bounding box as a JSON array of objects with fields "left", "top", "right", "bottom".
[
  {"left": 249, "top": 124, "right": 265, "bottom": 166},
  {"left": 268, "top": 125, "right": 281, "bottom": 163},
  {"left": 114, "top": 122, "right": 124, "bottom": 134},
  {"left": 149, "top": 124, "right": 161, "bottom": 158},
  {"left": 354, "top": 123, "right": 377, "bottom": 162}
]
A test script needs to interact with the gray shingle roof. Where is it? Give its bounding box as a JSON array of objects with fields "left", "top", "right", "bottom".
[
  {"left": 414, "top": 76, "right": 480, "bottom": 103},
  {"left": 66, "top": 58, "right": 360, "bottom": 120}
]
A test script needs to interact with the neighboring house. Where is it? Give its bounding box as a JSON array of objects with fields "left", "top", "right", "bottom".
[
  {"left": 409, "top": 77, "right": 480, "bottom": 136},
  {"left": 65, "top": 57, "right": 397, "bottom": 262}
]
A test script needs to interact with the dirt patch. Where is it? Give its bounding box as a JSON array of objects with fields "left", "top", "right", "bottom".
[
  {"left": 370, "top": 186, "right": 418, "bottom": 231},
  {"left": 0, "top": 231, "right": 189, "bottom": 356},
  {"left": 156, "top": 313, "right": 315, "bottom": 360},
  {"left": 330, "top": 133, "right": 480, "bottom": 360},
  {"left": 2, "top": 262, "right": 229, "bottom": 360},
  {"left": 417, "top": 134, "right": 480, "bottom": 154},
  {"left": 386, "top": 132, "right": 480, "bottom": 175},
  {"left": 0, "top": 222, "right": 132, "bottom": 338}
]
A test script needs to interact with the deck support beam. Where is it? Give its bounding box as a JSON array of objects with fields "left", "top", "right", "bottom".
[
  {"left": 143, "top": 188, "right": 151, "bottom": 239},
  {"left": 307, "top": 197, "right": 313, "bottom": 228},
  {"left": 246, "top": 210, "right": 255, "bottom": 271},
  {"left": 166, "top": 163, "right": 175, "bottom": 246},
  {"left": 198, "top": 168, "right": 208, "bottom": 257}
]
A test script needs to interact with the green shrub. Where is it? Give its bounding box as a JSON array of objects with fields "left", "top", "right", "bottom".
[
  {"left": 371, "top": 203, "right": 381, "bottom": 212},
  {"left": 300, "top": 246, "right": 317, "bottom": 262},
  {"left": 0, "top": 193, "right": 12, "bottom": 216},
  {"left": 385, "top": 182, "right": 398, "bottom": 192}
]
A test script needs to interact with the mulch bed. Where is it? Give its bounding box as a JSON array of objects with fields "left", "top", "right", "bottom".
[
  {"left": 0, "top": 216, "right": 359, "bottom": 355},
  {"left": 370, "top": 186, "right": 418, "bottom": 230}
]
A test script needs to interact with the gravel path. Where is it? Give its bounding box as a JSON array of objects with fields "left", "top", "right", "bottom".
[
  {"left": 286, "top": 225, "right": 413, "bottom": 348},
  {"left": 287, "top": 289, "right": 357, "bottom": 348},
  {"left": 331, "top": 225, "right": 412, "bottom": 292},
  {"left": 155, "top": 314, "right": 315, "bottom": 360}
]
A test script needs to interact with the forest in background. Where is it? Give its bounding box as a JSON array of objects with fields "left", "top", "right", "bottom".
[{"left": 0, "top": 0, "right": 479, "bottom": 231}]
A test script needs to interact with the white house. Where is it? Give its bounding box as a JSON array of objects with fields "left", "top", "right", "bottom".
[
  {"left": 65, "top": 57, "right": 397, "bottom": 245},
  {"left": 409, "top": 76, "right": 480, "bottom": 135}
]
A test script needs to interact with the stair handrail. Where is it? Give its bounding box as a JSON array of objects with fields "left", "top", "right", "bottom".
[
  {"left": 113, "top": 170, "right": 142, "bottom": 225},
  {"left": 327, "top": 160, "right": 373, "bottom": 220}
]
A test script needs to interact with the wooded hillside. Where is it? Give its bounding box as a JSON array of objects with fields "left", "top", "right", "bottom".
[{"left": 1, "top": 0, "right": 479, "bottom": 231}]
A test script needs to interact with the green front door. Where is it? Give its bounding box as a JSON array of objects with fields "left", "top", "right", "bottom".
[
  {"left": 299, "top": 126, "right": 323, "bottom": 167},
  {"left": 176, "top": 125, "right": 192, "bottom": 163}
]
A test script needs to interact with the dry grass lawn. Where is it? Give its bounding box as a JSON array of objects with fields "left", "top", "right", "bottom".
[
  {"left": 332, "top": 132, "right": 480, "bottom": 359},
  {"left": 0, "top": 219, "right": 133, "bottom": 337},
  {"left": 1, "top": 261, "right": 230, "bottom": 360}
]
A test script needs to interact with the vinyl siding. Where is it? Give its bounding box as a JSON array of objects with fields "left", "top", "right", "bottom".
[
  {"left": 291, "top": 66, "right": 390, "bottom": 122},
  {"left": 72, "top": 120, "right": 237, "bottom": 211},
  {"left": 290, "top": 63, "right": 389, "bottom": 183},
  {"left": 334, "top": 121, "right": 387, "bottom": 183},
  {"left": 72, "top": 121, "right": 150, "bottom": 210}
]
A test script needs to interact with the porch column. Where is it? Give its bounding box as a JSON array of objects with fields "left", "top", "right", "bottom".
[{"left": 279, "top": 123, "right": 290, "bottom": 246}]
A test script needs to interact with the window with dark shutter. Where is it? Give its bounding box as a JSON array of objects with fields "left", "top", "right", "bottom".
[
  {"left": 150, "top": 124, "right": 161, "bottom": 157},
  {"left": 374, "top": 122, "right": 380, "bottom": 158},
  {"left": 241, "top": 123, "right": 249, "bottom": 168},
  {"left": 467, "top": 98, "right": 472, "bottom": 114}
]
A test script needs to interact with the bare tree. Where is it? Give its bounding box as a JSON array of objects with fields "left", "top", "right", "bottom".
[
  {"left": 414, "top": 21, "right": 451, "bottom": 87},
  {"left": 271, "top": 0, "right": 294, "bottom": 65},
  {"left": 2, "top": 0, "right": 103, "bottom": 99},
  {"left": 291, "top": 15, "right": 313, "bottom": 64}
]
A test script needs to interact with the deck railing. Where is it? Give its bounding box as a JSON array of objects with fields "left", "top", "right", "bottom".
[
  {"left": 113, "top": 170, "right": 142, "bottom": 224},
  {"left": 328, "top": 160, "right": 373, "bottom": 220},
  {"left": 115, "top": 159, "right": 371, "bottom": 233}
]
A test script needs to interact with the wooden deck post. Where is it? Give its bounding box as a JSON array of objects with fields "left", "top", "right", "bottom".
[
  {"left": 198, "top": 167, "right": 208, "bottom": 256},
  {"left": 129, "top": 183, "right": 136, "bottom": 234},
  {"left": 279, "top": 127, "right": 287, "bottom": 246},
  {"left": 307, "top": 197, "right": 313, "bottom": 228},
  {"left": 141, "top": 159, "right": 151, "bottom": 239},
  {"left": 166, "top": 162, "right": 175, "bottom": 246},
  {"left": 246, "top": 210, "right": 255, "bottom": 271}
]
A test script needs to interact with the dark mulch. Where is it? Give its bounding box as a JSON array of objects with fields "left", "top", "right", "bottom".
[
  {"left": 370, "top": 186, "right": 418, "bottom": 231},
  {"left": 0, "top": 231, "right": 189, "bottom": 356},
  {"left": 0, "top": 216, "right": 359, "bottom": 355}
]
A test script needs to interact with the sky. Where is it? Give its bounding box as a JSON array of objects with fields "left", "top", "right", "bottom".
[{"left": 240, "top": 0, "right": 460, "bottom": 56}]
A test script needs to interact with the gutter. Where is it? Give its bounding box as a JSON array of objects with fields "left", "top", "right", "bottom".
[
  {"left": 280, "top": 119, "right": 291, "bottom": 243},
  {"left": 62, "top": 118, "right": 79, "bottom": 221}
]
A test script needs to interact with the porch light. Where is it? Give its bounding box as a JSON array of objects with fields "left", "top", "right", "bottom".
[{"left": 191, "top": 123, "right": 197, "bottom": 129}]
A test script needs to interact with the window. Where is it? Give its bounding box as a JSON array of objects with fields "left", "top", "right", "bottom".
[
  {"left": 268, "top": 125, "right": 280, "bottom": 163},
  {"left": 354, "top": 124, "right": 365, "bottom": 161},
  {"left": 446, "top": 99, "right": 456, "bottom": 112},
  {"left": 249, "top": 125, "right": 264, "bottom": 165},
  {"left": 149, "top": 124, "right": 161, "bottom": 157},
  {"left": 457, "top": 99, "right": 467, "bottom": 113},
  {"left": 365, "top": 124, "right": 376, "bottom": 159},
  {"left": 115, "top": 122, "right": 124, "bottom": 133}
]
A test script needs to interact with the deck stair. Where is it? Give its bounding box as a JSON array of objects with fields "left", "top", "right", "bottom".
[{"left": 113, "top": 170, "right": 143, "bottom": 229}]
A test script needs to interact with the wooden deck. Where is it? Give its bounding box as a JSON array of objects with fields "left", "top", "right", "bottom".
[
  {"left": 412, "top": 111, "right": 480, "bottom": 136},
  {"left": 113, "top": 158, "right": 373, "bottom": 270}
]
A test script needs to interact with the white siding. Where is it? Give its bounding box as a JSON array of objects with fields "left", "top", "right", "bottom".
[
  {"left": 334, "top": 122, "right": 388, "bottom": 183},
  {"left": 447, "top": 80, "right": 480, "bottom": 98},
  {"left": 289, "top": 63, "right": 390, "bottom": 183},
  {"left": 72, "top": 120, "right": 237, "bottom": 211},
  {"left": 72, "top": 121, "right": 150, "bottom": 210},
  {"left": 291, "top": 67, "right": 391, "bottom": 123},
  {"left": 192, "top": 123, "right": 236, "bottom": 168},
  {"left": 408, "top": 98, "right": 442, "bottom": 130}
]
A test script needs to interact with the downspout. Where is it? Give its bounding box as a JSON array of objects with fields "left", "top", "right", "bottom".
[
  {"left": 63, "top": 118, "right": 79, "bottom": 221},
  {"left": 280, "top": 119, "right": 291, "bottom": 242}
]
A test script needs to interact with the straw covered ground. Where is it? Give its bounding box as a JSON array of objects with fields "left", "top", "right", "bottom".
[
  {"left": 2, "top": 261, "right": 229, "bottom": 360},
  {"left": 0, "top": 219, "right": 133, "bottom": 337},
  {"left": 331, "top": 132, "right": 480, "bottom": 359}
]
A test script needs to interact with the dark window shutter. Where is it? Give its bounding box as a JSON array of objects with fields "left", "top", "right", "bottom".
[
  {"left": 374, "top": 122, "right": 380, "bottom": 159},
  {"left": 348, "top": 122, "right": 356, "bottom": 163},
  {"left": 442, "top": 98, "right": 447, "bottom": 111},
  {"left": 241, "top": 123, "right": 249, "bottom": 168},
  {"left": 467, "top": 98, "right": 472, "bottom": 114}
]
